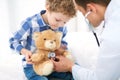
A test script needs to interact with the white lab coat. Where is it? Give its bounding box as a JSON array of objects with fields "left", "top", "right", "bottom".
[{"left": 72, "top": 0, "right": 120, "bottom": 80}]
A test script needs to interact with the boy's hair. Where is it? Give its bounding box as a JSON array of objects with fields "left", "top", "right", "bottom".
[
  {"left": 46, "top": 0, "right": 76, "bottom": 17},
  {"left": 75, "top": 0, "right": 111, "bottom": 9}
]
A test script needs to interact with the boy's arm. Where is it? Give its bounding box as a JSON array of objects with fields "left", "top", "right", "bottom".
[{"left": 9, "top": 21, "right": 31, "bottom": 54}]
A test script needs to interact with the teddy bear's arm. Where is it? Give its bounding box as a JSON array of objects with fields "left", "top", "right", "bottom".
[{"left": 31, "top": 53, "right": 45, "bottom": 63}]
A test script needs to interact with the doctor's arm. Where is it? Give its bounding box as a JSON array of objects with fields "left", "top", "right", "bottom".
[{"left": 52, "top": 56, "right": 97, "bottom": 80}]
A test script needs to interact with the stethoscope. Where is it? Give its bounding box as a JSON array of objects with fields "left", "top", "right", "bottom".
[{"left": 85, "top": 11, "right": 100, "bottom": 47}]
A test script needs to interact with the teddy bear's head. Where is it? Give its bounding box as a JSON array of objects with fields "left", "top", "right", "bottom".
[{"left": 33, "top": 29, "right": 62, "bottom": 51}]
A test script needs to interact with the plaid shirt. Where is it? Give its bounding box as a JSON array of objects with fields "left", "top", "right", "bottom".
[{"left": 9, "top": 10, "right": 68, "bottom": 67}]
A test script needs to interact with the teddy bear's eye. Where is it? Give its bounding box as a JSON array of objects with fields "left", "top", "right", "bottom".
[
  {"left": 44, "top": 38, "right": 46, "bottom": 40},
  {"left": 54, "top": 40, "right": 56, "bottom": 42}
]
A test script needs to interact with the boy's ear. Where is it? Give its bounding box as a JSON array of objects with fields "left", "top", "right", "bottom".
[
  {"left": 86, "top": 3, "right": 96, "bottom": 13},
  {"left": 45, "top": 3, "right": 50, "bottom": 11}
]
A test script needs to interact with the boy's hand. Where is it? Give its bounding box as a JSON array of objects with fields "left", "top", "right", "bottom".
[{"left": 21, "top": 48, "right": 33, "bottom": 64}]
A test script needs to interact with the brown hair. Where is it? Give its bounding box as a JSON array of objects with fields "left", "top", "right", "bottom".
[
  {"left": 46, "top": 0, "right": 76, "bottom": 17},
  {"left": 75, "top": 0, "right": 111, "bottom": 9}
]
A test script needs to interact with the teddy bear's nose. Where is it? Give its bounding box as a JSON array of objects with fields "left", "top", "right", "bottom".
[{"left": 50, "top": 41, "right": 54, "bottom": 44}]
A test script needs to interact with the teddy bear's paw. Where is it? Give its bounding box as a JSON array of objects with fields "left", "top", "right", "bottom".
[
  {"left": 42, "top": 61, "right": 54, "bottom": 76},
  {"left": 31, "top": 54, "right": 40, "bottom": 63}
]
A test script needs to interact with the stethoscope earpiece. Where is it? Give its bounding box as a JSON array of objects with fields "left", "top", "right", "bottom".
[{"left": 85, "top": 11, "right": 91, "bottom": 18}]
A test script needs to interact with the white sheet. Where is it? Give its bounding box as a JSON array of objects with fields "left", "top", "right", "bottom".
[{"left": 0, "top": 54, "right": 26, "bottom": 80}]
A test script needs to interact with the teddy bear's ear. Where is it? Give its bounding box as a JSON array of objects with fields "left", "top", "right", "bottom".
[
  {"left": 32, "top": 32, "right": 41, "bottom": 40},
  {"left": 56, "top": 31, "right": 63, "bottom": 41}
]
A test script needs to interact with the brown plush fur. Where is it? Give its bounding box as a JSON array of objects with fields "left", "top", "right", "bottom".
[{"left": 31, "top": 29, "right": 72, "bottom": 76}]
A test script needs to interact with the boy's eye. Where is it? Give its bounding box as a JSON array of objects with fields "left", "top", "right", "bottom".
[
  {"left": 56, "top": 19, "right": 60, "bottom": 22},
  {"left": 56, "top": 18, "right": 66, "bottom": 24},
  {"left": 56, "top": 18, "right": 61, "bottom": 22}
]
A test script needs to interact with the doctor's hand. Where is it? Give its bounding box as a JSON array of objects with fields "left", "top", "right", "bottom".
[{"left": 51, "top": 56, "right": 74, "bottom": 72}]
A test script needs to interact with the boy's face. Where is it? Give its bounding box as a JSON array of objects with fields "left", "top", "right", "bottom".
[{"left": 47, "top": 12, "right": 71, "bottom": 30}]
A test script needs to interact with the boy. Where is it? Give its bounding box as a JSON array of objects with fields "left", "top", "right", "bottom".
[{"left": 9, "top": 0, "right": 76, "bottom": 80}]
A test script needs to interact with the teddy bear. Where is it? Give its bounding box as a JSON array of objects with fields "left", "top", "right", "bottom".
[{"left": 31, "top": 29, "right": 72, "bottom": 76}]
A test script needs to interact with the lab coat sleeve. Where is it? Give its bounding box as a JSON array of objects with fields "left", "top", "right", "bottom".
[{"left": 72, "top": 65, "right": 97, "bottom": 80}]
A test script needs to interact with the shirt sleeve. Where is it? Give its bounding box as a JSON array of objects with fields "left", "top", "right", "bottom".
[{"left": 9, "top": 21, "right": 31, "bottom": 53}]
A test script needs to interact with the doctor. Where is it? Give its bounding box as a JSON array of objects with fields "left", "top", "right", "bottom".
[{"left": 52, "top": 0, "right": 120, "bottom": 80}]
